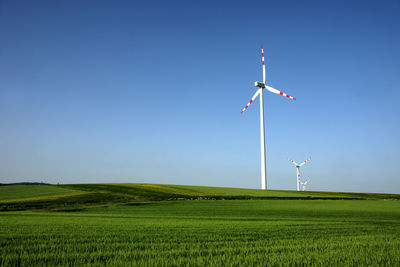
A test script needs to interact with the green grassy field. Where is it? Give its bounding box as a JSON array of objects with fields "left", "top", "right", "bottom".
[
  {"left": 2, "top": 183, "right": 400, "bottom": 212},
  {"left": 0, "top": 185, "right": 81, "bottom": 201},
  {"left": 1, "top": 184, "right": 399, "bottom": 266}
]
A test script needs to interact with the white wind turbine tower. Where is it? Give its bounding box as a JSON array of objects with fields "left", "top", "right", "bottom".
[
  {"left": 288, "top": 158, "right": 311, "bottom": 191},
  {"left": 301, "top": 179, "right": 310, "bottom": 191},
  {"left": 241, "top": 46, "right": 296, "bottom": 190}
]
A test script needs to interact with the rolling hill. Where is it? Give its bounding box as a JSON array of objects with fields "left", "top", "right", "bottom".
[{"left": 1, "top": 183, "right": 399, "bottom": 211}]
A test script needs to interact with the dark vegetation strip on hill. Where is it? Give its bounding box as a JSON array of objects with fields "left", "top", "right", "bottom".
[
  {"left": 1, "top": 183, "right": 399, "bottom": 212},
  {"left": 0, "top": 182, "right": 50, "bottom": 186}
]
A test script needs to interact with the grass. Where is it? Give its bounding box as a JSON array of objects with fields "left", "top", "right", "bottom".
[
  {"left": 1, "top": 199, "right": 400, "bottom": 266},
  {"left": 0, "top": 185, "right": 80, "bottom": 201},
  {"left": 165, "top": 184, "right": 400, "bottom": 199},
  {"left": 0, "top": 184, "right": 399, "bottom": 266},
  {"left": 3, "top": 183, "right": 400, "bottom": 212}
]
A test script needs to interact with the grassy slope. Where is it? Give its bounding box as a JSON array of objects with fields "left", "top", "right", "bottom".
[
  {"left": 0, "top": 185, "right": 80, "bottom": 201},
  {"left": 1, "top": 183, "right": 399, "bottom": 211},
  {"left": 165, "top": 184, "right": 400, "bottom": 199},
  {"left": 1, "top": 184, "right": 400, "bottom": 265},
  {"left": 66, "top": 183, "right": 400, "bottom": 200},
  {"left": 1, "top": 200, "right": 400, "bottom": 265}
]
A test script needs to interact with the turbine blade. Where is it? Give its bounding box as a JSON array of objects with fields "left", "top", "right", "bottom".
[
  {"left": 299, "top": 158, "right": 311, "bottom": 167},
  {"left": 265, "top": 85, "right": 296, "bottom": 100},
  {"left": 241, "top": 89, "right": 262, "bottom": 114},
  {"left": 261, "top": 45, "right": 266, "bottom": 84},
  {"left": 288, "top": 158, "right": 298, "bottom": 166}
]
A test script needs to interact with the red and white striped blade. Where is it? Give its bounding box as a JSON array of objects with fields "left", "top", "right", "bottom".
[
  {"left": 288, "top": 158, "right": 299, "bottom": 166},
  {"left": 299, "top": 158, "right": 311, "bottom": 167},
  {"left": 261, "top": 45, "right": 266, "bottom": 84},
  {"left": 241, "top": 88, "right": 262, "bottom": 114},
  {"left": 265, "top": 85, "right": 296, "bottom": 100}
]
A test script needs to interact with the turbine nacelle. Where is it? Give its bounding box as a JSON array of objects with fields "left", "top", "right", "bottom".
[{"left": 255, "top": 81, "right": 266, "bottom": 88}]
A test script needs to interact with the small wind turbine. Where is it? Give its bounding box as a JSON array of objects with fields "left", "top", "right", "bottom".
[
  {"left": 301, "top": 179, "right": 310, "bottom": 191},
  {"left": 241, "top": 46, "right": 296, "bottom": 190},
  {"left": 288, "top": 158, "right": 311, "bottom": 191}
]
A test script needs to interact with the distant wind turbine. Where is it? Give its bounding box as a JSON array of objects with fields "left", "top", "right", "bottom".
[
  {"left": 288, "top": 158, "right": 311, "bottom": 191},
  {"left": 241, "top": 46, "right": 296, "bottom": 190},
  {"left": 301, "top": 179, "right": 310, "bottom": 191}
]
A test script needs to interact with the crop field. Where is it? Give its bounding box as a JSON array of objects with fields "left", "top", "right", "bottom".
[
  {"left": 1, "top": 184, "right": 400, "bottom": 266},
  {"left": 0, "top": 185, "right": 81, "bottom": 201}
]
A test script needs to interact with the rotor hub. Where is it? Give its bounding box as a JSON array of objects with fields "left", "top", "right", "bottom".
[{"left": 255, "top": 81, "right": 266, "bottom": 88}]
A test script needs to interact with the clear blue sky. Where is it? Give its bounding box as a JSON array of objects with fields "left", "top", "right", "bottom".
[{"left": 1, "top": 0, "right": 399, "bottom": 193}]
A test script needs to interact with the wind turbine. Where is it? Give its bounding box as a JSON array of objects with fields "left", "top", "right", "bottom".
[
  {"left": 288, "top": 158, "right": 311, "bottom": 191},
  {"left": 241, "top": 46, "right": 296, "bottom": 190},
  {"left": 301, "top": 179, "right": 310, "bottom": 191}
]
